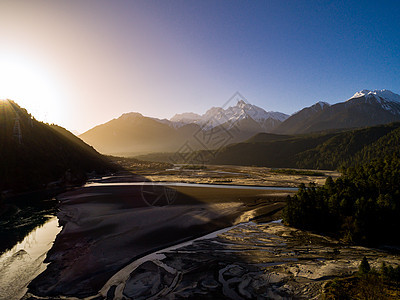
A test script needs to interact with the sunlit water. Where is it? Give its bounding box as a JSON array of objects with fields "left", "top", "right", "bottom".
[
  {"left": 0, "top": 181, "right": 294, "bottom": 299},
  {"left": 85, "top": 181, "right": 298, "bottom": 191},
  {"left": 0, "top": 217, "right": 61, "bottom": 300}
]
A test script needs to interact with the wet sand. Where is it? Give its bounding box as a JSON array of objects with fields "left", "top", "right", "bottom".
[
  {"left": 27, "top": 182, "right": 290, "bottom": 298},
  {"left": 98, "top": 221, "right": 400, "bottom": 299},
  {"left": 129, "top": 164, "right": 340, "bottom": 187}
]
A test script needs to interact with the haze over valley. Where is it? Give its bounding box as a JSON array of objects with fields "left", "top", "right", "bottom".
[
  {"left": 1, "top": 1, "right": 400, "bottom": 299},
  {"left": 80, "top": 89, "right": 400, "bottom": 160}
]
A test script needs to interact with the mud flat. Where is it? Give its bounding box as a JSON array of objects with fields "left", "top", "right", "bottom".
[
  {"left": 130, "top": 164, "right": 340, "bottom": 187},
  {"left": 98, "top": 221, "right": 400, "bottom": 300},
  {"left": 26, "top": 182, "right": 290, "bottom": 298},
  {"left": 23, "top": 179, "right": 400, "bottom": 299}
]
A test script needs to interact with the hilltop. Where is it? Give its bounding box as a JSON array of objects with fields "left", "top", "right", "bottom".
[{"left": 0, "top": 100, "right": 117, "bottom": 193}]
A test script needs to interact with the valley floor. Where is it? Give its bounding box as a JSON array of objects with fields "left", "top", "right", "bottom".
[
  {"left": 112, "top": 161, "right": 340, "bottom": 187},
  {"left": 20, "top": 166, "right": 398, "bottom": 299},
  {"left": 26, "top": 178, "right": 291, "bottom": 298},
  {"left": 98, "top": 221, "right": 400, "bottom": 299}
]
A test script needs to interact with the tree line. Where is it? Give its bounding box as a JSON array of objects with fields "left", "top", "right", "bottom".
[{"left": 283, "top": 155, "right": 400, "bottom": 245}]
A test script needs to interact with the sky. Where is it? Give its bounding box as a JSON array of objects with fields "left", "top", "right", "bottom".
[{"left": 0, "top": 0, "right": 399, "bottom": 133}]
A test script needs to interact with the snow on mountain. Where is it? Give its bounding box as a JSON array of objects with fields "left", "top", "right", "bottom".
[
  {"left": 349, "top": 89, "right": 400, "bottom": 115},
  {"left": 170, "top": 100, "right": 289, "bottom": 129},
  {"left": 201, "top": 106, "right": 228, "bottom": 128},
  {"left": 350, "top": 89, "right": 400, "bottom": 103},
  {"left": 168, "top": 112, "right": 201, "bottom": 128},
  {"left": 226, "top": 100, "right": 289, "bottom": 122}
]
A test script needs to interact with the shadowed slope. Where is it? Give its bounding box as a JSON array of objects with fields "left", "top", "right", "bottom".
[{"left": 0, "top": 100, "right": 117, "bottom": 192}]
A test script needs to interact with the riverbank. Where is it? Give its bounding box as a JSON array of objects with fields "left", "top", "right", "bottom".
[
  {"left": 111, "top": 163, "right": 340, "bottom": 187},
  {"left": 0, "top": 193, "right": 59, "bottom": 254},
  {"left": 27, "top": 182, "right": 291, "bottom": 298},
  {"left": 97, "top": 221, "right": 400, "bottom": 299},
  {"left": 0, "top": 217, "right": 61, "bottom": 300}
]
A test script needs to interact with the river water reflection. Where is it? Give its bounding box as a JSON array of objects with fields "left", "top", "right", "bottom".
[
  {"left": 0, "top": 181, "right": 297, "bottom": 299},
  {"left": 0, "top": 217, "right": 61, "bottom": 300}
]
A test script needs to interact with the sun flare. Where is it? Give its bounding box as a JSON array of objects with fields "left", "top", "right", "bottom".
[{"left": 0, "top": 53, "right": 64, "bottom": 124}]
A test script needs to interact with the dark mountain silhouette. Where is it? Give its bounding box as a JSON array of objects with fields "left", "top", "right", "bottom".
[
  {"left": 0, "top": 100, "right": 116, "bottom": 193},
  {"left": 210, "top": 122, "right": 400, "bottom": 170},
  {"left": 79, "top": 112, "right": 184, "bottom": 155},
  {"left": 79, "top": 101, "right": 289, "bottom": 156},
  {"left": 80, "top": 90, "right": 400, "bottom": 156},
  {"left": 274, "top": 90, "right": 400, "bottom": 134}
]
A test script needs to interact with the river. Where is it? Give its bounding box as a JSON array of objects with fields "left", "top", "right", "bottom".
[
  {"left": 0, "top": 181, "right": 296, "bottom": 299},
  {"left": 85, "top": 181, "right": 298, "bottom": 191},
  {"left": 0, "top": 217, "right": 61, "bottom": 300}
]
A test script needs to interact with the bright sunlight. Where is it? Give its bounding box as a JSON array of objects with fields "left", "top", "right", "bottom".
[{"left": 0, "top": 52, "right": 64, "bottom": 124}]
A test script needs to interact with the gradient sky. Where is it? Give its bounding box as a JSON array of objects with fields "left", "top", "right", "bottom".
[{"left": 0, "top": 0, "right": 399, "bottom": 133}]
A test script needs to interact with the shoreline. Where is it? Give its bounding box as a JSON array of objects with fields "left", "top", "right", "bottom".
[
  {"left": 91, "top": 220, "right": 400, "bottom": 299},
  {"left": 27, "top": 182, "right": 289, "bottom": 298},
  {"left": 0, "top": 217, "right": 61, "bottom": 300},
  {"left": 85, "top": 180, "right": 299, "bottom": 190},
  {"left": 19, "top": 176, "right": 400, "bottom": 299}
]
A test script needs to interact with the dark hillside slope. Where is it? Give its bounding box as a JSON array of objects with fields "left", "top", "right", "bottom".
[
  {"left": 211, "top": 133, "right": 338, "bottom": 168},
  {"left": 275, "top": 94, "right": 400, "bottom": 135},
  {"left": 79, "top": 112, "right": 182, "bottom": 155},
  {"left": 0, "top": 100, "right": 116, "bottom": 192},
  {"left": 211, "top": 123, "right": 400, "bottom": 170},
  {"left": 245, "top": 132, "right": 294, "bottom": 143},
  {"left": 295, "top": 123, "right": 400, "bottom": 169},
  {"left": 350, "top": 126, "right": 400, "bottom": 166}
]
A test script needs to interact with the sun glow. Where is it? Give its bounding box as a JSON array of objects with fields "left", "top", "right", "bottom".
[{"left": 0, "top": 52, "right": 65, "bottom": 124}]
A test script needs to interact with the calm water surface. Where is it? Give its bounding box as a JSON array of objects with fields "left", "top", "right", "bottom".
[
  {"left": 85, "top": 181, "right": 298, "bottom": 191},
  {"left": 0, "top": 181, "right": 296, "bottom": 299},
  {"left": 0, "top": 217, "right": 61, "bottom": 300}
]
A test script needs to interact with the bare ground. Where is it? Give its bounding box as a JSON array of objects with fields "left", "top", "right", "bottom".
[{"left": 122, "top": 163, "right": 340, "bottom": 187}]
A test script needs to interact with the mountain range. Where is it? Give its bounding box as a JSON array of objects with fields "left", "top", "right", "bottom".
[
  {"left": 274, "top": 89, "right": 400, "bottom": 134},
  {"left": 170, "top": 100, "right": 289, "bottom": 130},
  {"left": 79, "top": 89, "right": 400, "bottom": 156},
  {"left": 80, "top": 100, "right": 290, "bottom": 155},
  {"left": 138, "top": 122, "right": 400, "bottom": 170}
]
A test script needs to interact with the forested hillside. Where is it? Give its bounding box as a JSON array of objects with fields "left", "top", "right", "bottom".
[
  {"left": 283, "top": 156, "right": 400, "bottom": 246},
  {"left": 295, "top": 123, "right": 400, "bottom": 169},
  {"left": 282, "top": 120, "right": 400, "bottom": 246},
  {"left": 0, "top": 100, "right": 117, "bottom": 192},
  {"left": 350, "top": 127, "right": 400, "bottom": 166},
  {"left": 211, "top": 123, "right": 400, "bottom": 170}
]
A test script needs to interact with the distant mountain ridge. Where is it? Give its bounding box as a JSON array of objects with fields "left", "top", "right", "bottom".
[
  {"left": 170, "top": 100, "right": 289, "bottom": 130},
  {"left": 80, "top": 100, "right": 290, "bottom": 155},
  {"left": 210, "top": 122, "right": 400, "bottom": 170},
  {"left": 80, "top": 89, "right": 400, "bottom": 156},
  {"left": 274, "top": 89, "right": 400, "bottom": 134},
  {"left": 349, "top": 89, "right": 400, "bottom": 104}
]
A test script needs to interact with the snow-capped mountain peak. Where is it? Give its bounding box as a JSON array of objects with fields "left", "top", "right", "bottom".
[
  {"left": 210, "top": 100, "right": 289, "bottom": 125},
  {"left": 169, "top": 100, "right": 289, "bottom": 130},
  {"left": 350, "top": 89, "right": 400, "bottom": 103},
  {"left": 237, "top": 99, "right": 247, "bottom": 109},
  {"left": 349, "top": 89, "right": 400, "bottom": 115}
]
